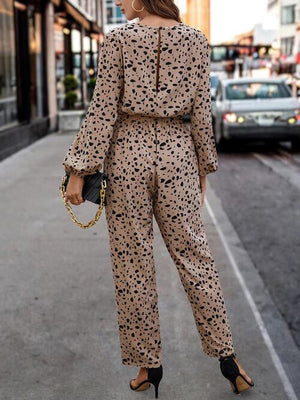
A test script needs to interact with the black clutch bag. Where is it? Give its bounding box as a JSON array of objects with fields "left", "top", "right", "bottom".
[{"left": 59, "top": 170, "right": 108, "bottom": 229}]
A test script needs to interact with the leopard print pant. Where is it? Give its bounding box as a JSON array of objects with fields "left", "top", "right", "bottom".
[{"left": 103, "top": 112, "right": 235, "bottom": 367}]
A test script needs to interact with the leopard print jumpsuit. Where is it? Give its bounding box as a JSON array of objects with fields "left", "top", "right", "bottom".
[{"left": 62, "top": 21, "right": 235, "bottom": 367}]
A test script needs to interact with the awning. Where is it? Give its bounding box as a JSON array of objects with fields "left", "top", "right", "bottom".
[
  {"left": 64, "top": 0, "right": 90, "bottom": 31},
  {"left": 91, "top": 21, "right": 102, "bottom": 34},
  {"left": 51, "top": 0, "right": 102, "bottom": 33}
]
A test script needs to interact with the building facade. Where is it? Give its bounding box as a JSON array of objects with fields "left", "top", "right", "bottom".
[
  {"left": 0, "top": 0, "right": 103, "bottom": 161},
  {"left": 267, "top": 0, "right": 300, "bottom": 73}
]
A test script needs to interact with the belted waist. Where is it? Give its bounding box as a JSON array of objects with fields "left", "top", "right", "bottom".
[{"left": 117, "top": 112, "right": 185, "bottom": 121}]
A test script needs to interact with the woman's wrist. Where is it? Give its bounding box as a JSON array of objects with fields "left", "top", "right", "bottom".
[{"left": 70, "top": 173, "right": 84, "bottom": 180}]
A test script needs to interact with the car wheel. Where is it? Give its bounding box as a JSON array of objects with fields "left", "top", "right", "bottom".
[
  {"left": 213, "top": 118, "right": 220, "bottom": 143},
  {"left": 267, "top": 139, "right": 279, "bottom": 149},
  {"left": 214, "top": 121, "right": 226, "bottom": 150},
  {"left": 291, "top": 138, "right": 300, "bottom": 152}
]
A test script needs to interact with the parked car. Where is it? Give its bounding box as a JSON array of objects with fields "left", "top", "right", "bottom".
[
  {"left": 210, "top": 73, "right": 219, "bottom": 99},
  {"left": 211, "top": 77, "right": 300, "bottom": 149},
  {"left": 279, "top": 73, "right": 300, "bottom": 97},
  {"left": 210, "top": 72, "right": 229, "bottom": 98}
]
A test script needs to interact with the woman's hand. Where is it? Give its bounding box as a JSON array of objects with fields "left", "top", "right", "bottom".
[
  {"left": 64, "top": 173, "right": 85, "bottom": 205},
  {"left": 200, "top": 175, "right": 207, "bottom": 206}
]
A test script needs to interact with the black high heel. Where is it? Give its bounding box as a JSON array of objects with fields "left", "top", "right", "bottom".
[
  {"left": 219, "top": 353, "right": 254, "bottom": 395},
  {"left": 129, "top": 364, "right": 163, "bottom": 398}
]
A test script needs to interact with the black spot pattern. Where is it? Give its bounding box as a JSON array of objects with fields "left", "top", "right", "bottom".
[
  {"left": 62, "top": 22, "right": 218, "bottom": 177},
  {"left": 62, "top": 22, "right": 235, "bottom": 367}
]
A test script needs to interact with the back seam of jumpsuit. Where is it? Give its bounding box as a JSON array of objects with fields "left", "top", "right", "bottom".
[
  {"left": 153, "top": 27, "right": 162, "bottom": 197},
  {"left": 156, "top": 27, "right": 162, "bottom": 93}
]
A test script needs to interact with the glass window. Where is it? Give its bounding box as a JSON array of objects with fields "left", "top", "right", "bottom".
[
  {"left": 211, "top": 46, "right": 227, "bottom": 62},
  {"left": 71, "top": 28, "right": 82, "bottom": 104},
  {"left": 281, "top": 5, "right": 295, "bottom": 25},
  {"left": 54, "top": 23, "right": 65, "bottom": 110},
  {"left": 0, "top": 0, "right": 17, "bottom": 128},
  {"left": 281, "top": 37, "right": 294, "bottom": 56},
  {"left": 83, "top": 35, "right": 91, "bottom": 52},
  {"left": 106, "top": 0, "right": 127, "bottom": 24},
  {"left": 27, "top": 4, "right": 45, "bottom": 119},
  {"left": 225, "top": 82, "right": 291, "bottom": 100}
]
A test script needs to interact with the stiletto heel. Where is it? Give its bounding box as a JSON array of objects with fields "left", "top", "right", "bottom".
[
  {"left": 129, "top": 364, "right": 163, "bottom": 398},
  {"left": 219, "top": 353, "right": 254, "bottom": 395}
]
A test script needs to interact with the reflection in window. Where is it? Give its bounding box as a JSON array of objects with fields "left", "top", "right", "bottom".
[
  {"left": 0, "top": 0, "right": 17, "bottom": 128},
  {"left": 226, "top": 82, "right": 291, "bottom": 100}
]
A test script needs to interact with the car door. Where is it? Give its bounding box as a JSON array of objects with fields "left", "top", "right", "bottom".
[{"left": 212, "top": 82, "right": 223, "bottom": 136}]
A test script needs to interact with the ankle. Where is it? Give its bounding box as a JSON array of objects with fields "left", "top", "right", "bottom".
[
  {"left": 139, "top": 367, "right": 147, "bottom": 373},
  {"left": 218, "top": 352, "right": 236, "bottom": 361}
]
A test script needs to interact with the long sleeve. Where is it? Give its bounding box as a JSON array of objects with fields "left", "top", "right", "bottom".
[
  {"left": 62, "top": 29, "right": 124, "bottom": 178},
  {"left": 190, "top": 35, "right": 218, "bottom": 176}
]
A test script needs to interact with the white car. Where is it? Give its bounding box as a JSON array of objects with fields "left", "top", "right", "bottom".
[{"left": 212, "top": 77, "right": 300, "bottom": 149}]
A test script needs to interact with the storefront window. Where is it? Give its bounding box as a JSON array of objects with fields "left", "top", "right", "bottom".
[
  {"left": 54, "top": 17, "right": 99, "bottom": 110},
  {"left": 71, "top": 28, "right": 82, "bottom": 103},
  {"left": 0, "top": 0, "right": 17, "bottom": 128},
  {"left": 91, "top": 38, "right": 98, "bottom": 70},
  {"left": 27, "top": 4, "right": 44, "bottom": 119},
  {"left": 84, "top": 35, "right": 95, "bottom": 74},
  {"left": 54, "top": 23, "right": 66, "bottom": 110}
]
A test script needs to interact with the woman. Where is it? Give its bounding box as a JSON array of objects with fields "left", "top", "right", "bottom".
[{"left": 62, "top": 0, "right": 254, "bottom": 397}]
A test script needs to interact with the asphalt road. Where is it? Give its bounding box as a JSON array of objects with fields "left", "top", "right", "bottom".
[{"left": 208, "top": 141, "right": 300, "bottom": 349}]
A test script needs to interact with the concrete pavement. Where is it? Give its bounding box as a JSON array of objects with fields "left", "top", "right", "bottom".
[{"left": 0, "top": 131, "right": 299, "bottom": 400}]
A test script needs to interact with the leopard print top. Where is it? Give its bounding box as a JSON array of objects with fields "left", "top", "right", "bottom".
[{"left": 62, "top": 21, "right": 218, "bottom": 177}]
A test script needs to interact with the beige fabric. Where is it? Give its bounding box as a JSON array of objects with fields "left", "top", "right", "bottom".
[
  {"left": 62, "top": 22, "right": 218, "bottom": 177},
  {"left": 62, "top": 22, "right": 235, "bottom": 367}
]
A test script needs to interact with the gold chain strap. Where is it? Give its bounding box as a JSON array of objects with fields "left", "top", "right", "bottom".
[{"left": 59, "top": 173, "right": 107, "bottom": 229}]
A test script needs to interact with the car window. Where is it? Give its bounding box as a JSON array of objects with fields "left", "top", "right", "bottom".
[{"left": 225, "top": 82, "right": 291, "bottom": 100}]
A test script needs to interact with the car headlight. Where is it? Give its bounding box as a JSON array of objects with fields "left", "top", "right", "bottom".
[
  {"left": 223, "top": 113, "right": 237, "bottom": 123},
  {"left": 223, "top": 113, "right": 245, "bottom": 123},
  {"left": 294, "top": 108, "right": 300, "bottom": 121}
]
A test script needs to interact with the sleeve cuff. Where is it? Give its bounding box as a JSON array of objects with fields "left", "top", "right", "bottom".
[
  {"left": 198, "top": 161, "right": 218, "bottom": 176},
  {"left": 62, "top": 163, "right": 101, "bottom": 178}
]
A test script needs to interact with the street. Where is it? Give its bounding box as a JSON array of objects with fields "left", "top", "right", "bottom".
[
  {"left": 0, "top": 130, "right": 299, "bottom": 399},
  {"left": 208, "top": 141, "right": 300, "bottom": 350}
]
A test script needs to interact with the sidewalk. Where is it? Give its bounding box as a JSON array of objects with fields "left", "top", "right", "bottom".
[{"left": 0, "top": 131, "right": 299, "bottom": 400}]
